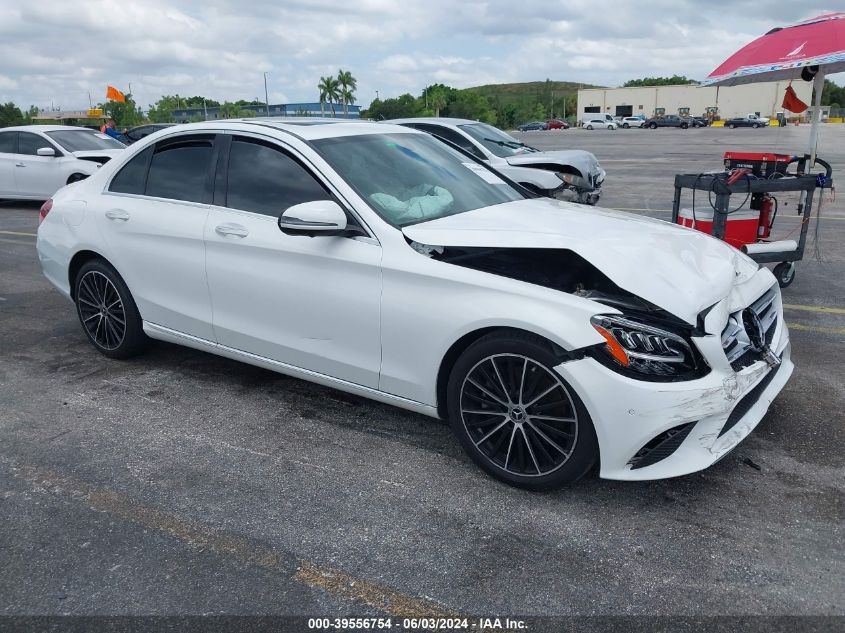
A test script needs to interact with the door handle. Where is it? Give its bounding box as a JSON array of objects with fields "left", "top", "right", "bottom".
[
  {"left": 105, "top": 209, "right": 130, "bottom": 222},
  {"left": 15, "top": 162, "right": 25, "bottom": 167},
  {"left": 215, "top": 223, "right": 249, "bottom": 238}
]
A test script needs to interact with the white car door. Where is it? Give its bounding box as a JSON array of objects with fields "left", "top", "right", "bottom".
[
  {"left": 97, "top": 134, "right": 216, "bottom": 340},
  {"left": 13, "top": 132, "right": 65, "bottom": 198},
  {"left": 204, "top": 135, "right": 383, "bottom": 388},
  {"left": 0, "top": 131, "right": 17, "bottom": 197}
]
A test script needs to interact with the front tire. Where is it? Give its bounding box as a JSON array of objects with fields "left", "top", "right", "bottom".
[
  {"left": 649, "top": 122, "right": 657, "bottom": 129},
  {"left": 586, "top": 124, "right": 593, "bottom": 130},
  {"left": 446, "top": 332, "right": 598, "bottom": 490},
  {"left": 773, "top": 262, "right": 796, "bottom": 288},
  {"left": 74, "top": 259, "right": 149, "bottom": 359},
  {"left": 622, "top": 123, "right": 629, "bottom": 128}
]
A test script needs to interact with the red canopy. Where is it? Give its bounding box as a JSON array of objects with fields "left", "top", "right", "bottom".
[{"left": 704, "top": 13, "right": 845, "bottom": 86}]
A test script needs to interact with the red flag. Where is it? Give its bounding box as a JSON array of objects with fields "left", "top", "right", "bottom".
[
  {"left": 106, "top": 85, "right": 125, "bottom": 102},
  {"left": 782, "top": 85, "right": 808, "bottom": 113}
]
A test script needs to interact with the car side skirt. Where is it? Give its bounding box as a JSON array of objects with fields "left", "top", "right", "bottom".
[{"left": 143, "top": 322, "right": 440, "bottom": 419}]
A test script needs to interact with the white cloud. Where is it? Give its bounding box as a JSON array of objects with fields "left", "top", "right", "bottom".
[{"left": 0, "top": 0, "right": 840, "bottom": 112}]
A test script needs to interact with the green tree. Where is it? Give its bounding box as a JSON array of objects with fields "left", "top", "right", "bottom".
[
  {"left": 219, "top": 102, "right": 242, "bottom": 119},
  {"left": 362, "top": 94, "right": 421, "bottom": 120},
  {"left": 0, "top": 102, "right": 24, "bottom": 127},
  {"left": 425, "top": 84, "right": 452, "bottom": 117},
  {"left": 821, "top": 79, "right": 845, "bottom": 108},
  {"left": 337, "top": 69, "right": 357, "bottom": 118},
  {"left": 622, "top": 75, "right": 698, "bottom": 87},
  {"left": 318, "top": 76, "right": 341, "bottom": 116},
  {"left": 444, "top": 90, "right": 496, "bottom": 123},
  {"left": 98, "top": 94, "right": 142, "bottom": 128}
]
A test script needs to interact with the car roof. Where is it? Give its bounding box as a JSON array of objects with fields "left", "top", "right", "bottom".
[
  {"left": 386, "top": 117, "right": 482, "bottom": 127},
  {"left": 145, "top": 118, "right": 421, "bottom": 141},
  {"left": 0, "top": 125, "right": 97, "bottom": 133}
]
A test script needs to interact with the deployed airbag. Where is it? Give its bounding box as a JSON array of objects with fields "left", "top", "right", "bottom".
[{"left": 370, "top": 184, "right": 454, "bottom": 224}]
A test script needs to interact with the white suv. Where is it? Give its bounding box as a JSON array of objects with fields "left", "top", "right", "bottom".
[{"left": 620, "top": 117, "right": 645, "bottom": 128}]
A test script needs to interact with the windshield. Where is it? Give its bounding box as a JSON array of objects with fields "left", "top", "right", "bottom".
[
  {"left": 46, "top": 130, "right": 125, "bottom": 152},
  {"left": 312, "top": 132, "right": 524, "bottom": 227},
  {"left": 457, "top": 123, "right": 538, "bottom": 158}
]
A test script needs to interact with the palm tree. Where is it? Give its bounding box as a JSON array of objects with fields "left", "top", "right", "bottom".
[
  {"left": 337, "top": 69, "right": 357, "bottom": 118},
  {"left": 429, "top": 87, "right": 448, "bottom": 117},
  {"left": 318, "top": 76, "right": 340, "bottom": 117}
]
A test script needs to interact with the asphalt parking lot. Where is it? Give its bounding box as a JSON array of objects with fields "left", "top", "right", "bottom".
[{"left": 1, "top": 124, "right": 843, "bottom": 626}]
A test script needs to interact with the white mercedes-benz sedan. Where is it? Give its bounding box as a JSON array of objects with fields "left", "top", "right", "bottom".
[
  {"left": 36, "top": 119, "right": 793, "bottom": 489},
  {"left": 0, "top": 125, "right": 125, "bottom": 200}
]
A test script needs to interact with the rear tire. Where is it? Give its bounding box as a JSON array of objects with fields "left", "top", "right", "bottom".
[
  {"left": 446, "top": 331, "right": 599, "bottom": 490},
  {"left": 74, "top": 259, "right": 149, "bottom": 359},
  {"left": 728, "top": 123, "right": 735, "bottom": 129},
  {"left": 681, "top": 123, "right": 688, "bottom": 129}
]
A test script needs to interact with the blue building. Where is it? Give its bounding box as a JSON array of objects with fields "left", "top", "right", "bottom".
[{"left": 171, "top": 102, "right": 361, "bottom": 123}]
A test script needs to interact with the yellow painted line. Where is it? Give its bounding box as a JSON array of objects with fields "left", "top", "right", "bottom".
[
  {"left": 787, "top": 322, "right": 845, "bottom": 335},
  {"left": 0, "top": 229, "right": 36, "bottom": 237},
  {"left": 14, "top": 463, "right": 452, "bottom": 617},
  {"left": 784, "top": 304, "right": 845, "bottom": 315}
]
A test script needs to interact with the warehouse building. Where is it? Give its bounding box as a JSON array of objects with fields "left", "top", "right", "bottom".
[{"left": 576, "top": 81, "right": 813, "bottom": 121}]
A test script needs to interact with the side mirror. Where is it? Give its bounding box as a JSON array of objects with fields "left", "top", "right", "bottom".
[
  {"left": 278, "top": 200, "right": 350, "bottom": 235},
  {"left": 37, "top": 147, "right": 56, "bottom": 157}
]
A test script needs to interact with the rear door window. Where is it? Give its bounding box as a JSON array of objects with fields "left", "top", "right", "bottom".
[
  {"left": 109, "top": 146, "right": 153, "bottom": 195},
  {"left": 0, "top": 132, "right": 16, "bottom": 153},
  {"left": 406, "top": 124, "right": 486, "bottom": 160},
  {"left": 145, "top": 136, "right": 215, "bottom": 203}
]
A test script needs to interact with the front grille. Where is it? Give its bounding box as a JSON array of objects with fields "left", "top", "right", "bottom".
[
  {"left": 628, "top": 422, "right": 696, "bottom": 469},
  {"left": 721, "top": 285, "right": 779, "bottom": 371},
  {"left": 718, "top": 362, "right": 781, "bottom": 437}
]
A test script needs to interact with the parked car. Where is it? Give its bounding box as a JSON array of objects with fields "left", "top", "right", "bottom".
[
  {"left": 619, "top": 117, "right": 645, "bottom": 129},
  {"left": 581, "top": 113, "right": 616, "bottom": 128},
  {"left": 546, "top": 119, "right": 570, "bottom": 130},
  {"left": 389, "top": 117, "right": 605, "bottom": 204},
  {"left": 643, "top": 115, "right": 691, "bottom": 129},
  {"left": 37, "top": 118, "right": 792, "bottom": 489},
  {"left": 0, "top": 125, "right": 124, "bottom": 201},
  {"left": 725, "top": 114, "right": 770, "bottom": 129},
  {"left": 123, "top": 123, "right": 176, "bottom": 144},
  {"left": 517, "top": 121, "right": 548, "bottom": 131},
  {"left": 582, "top": 117, "right": 617, "bottom": 130}
]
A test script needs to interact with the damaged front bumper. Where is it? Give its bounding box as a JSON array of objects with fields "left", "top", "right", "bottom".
[
  {"left": 555, "top": 286, "right": 793, "bottom": 481},
  {"left": 551, "top": 168, "right": 605, "bottom": 205}
]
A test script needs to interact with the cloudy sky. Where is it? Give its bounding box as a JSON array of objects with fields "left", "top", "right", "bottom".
[{"left": 0, "top": 0, "right": 842, "bottom": 112}]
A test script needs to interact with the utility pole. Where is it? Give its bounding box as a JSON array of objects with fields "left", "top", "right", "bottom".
[
  {"left": 263, "top": 72, "right": 270, "bottom": 117},
  {"left": 203, "top": 98, "right": 208, "bottom": 121}
]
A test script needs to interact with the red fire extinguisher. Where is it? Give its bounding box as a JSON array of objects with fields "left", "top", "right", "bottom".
[{"left": 758, "top": 193, "right": 774, "bottom": 239}]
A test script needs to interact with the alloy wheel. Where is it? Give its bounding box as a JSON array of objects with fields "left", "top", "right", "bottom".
[
  {"left": 77, "top": 270, "right": 126, "bottom": 350},
  {"left": 460, "top": 354, "right": 579, "bottom": 477}
]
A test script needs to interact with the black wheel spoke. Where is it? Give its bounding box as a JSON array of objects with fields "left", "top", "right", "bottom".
[{"left": 460, "top": 353, "right": 579, "bottom": 477}]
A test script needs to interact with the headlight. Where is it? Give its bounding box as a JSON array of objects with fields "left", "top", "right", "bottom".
[
  {"left": 589, "top": 314, "right": 707, "bottom": 381},
  {"left": 556, "top": 173, "right": 575, "bottom": 185}
]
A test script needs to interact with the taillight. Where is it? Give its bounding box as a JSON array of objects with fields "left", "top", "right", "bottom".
[{"left": 39, "top": 199, "right": 53, "bottom": 224}]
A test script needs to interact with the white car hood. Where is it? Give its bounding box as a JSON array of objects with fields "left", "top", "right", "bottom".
[
  {"left": 71, "top": 149, "right": 124, "bottom": 160},
  {"left": 505, "top": 150, "right": 604, "bottom": 179},
  {"left": 402, "top": 198, "right": 757, "bottom": 324}
]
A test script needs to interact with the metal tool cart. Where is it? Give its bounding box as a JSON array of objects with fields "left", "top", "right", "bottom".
[{"left": 671, "top": 154, "right": 833, "bottom": 288}]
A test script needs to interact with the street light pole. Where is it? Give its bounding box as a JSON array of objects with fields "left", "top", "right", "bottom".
[{"left": 263, "top": 72, "right": 270, "bottom": 117}]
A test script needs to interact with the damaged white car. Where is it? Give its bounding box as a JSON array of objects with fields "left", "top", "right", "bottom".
[
  {"left": 37, "top": 120, "right": 792, "bottom": 490},
  {"left": 388, "top": 117, "right": 605, "bottom": 205}
]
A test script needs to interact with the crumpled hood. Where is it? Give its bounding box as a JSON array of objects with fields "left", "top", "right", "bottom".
[
  {"left": 71, "top": 149, "right": 124, "bottom": 161},
  {"left": 402, "top": 198, "right": 758, "bottom": 324},
  {"left": 506, "top": 149, "right": 604, "bottom": 179}
]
